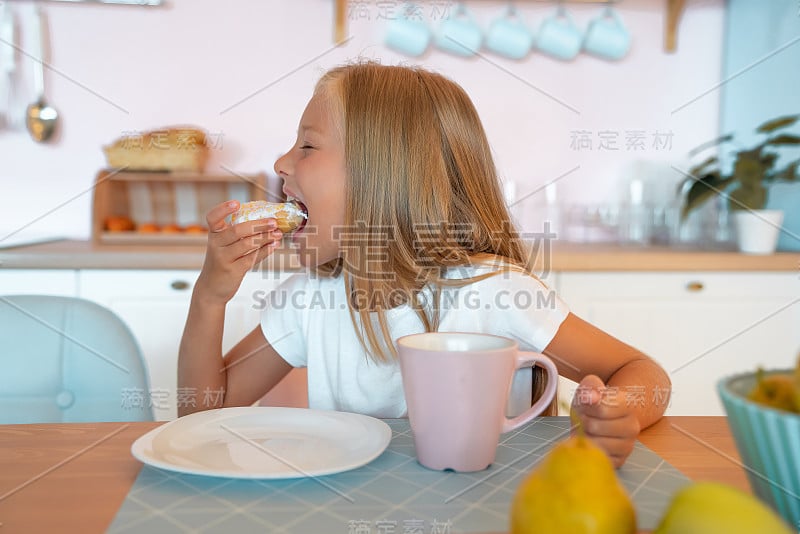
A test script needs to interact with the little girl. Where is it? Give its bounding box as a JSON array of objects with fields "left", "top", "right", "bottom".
[{"left": 178, "top": 62, "right": 670, "bottom": 467}]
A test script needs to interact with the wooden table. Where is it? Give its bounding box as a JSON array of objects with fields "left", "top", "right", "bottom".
[{"left": 0, "top": 417, "right": 748, "bottom": 533}]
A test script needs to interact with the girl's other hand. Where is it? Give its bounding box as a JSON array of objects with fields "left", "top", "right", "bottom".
[
  {"left": 194, "top": 200, "right": 283, "bottom": 305},
  {"left": 571, "top": 374, "right": 641, "bottom": 468}
]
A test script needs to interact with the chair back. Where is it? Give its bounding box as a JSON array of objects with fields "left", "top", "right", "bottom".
[{"left": 0, "top": 295, "right": 154, "bottom": 423}]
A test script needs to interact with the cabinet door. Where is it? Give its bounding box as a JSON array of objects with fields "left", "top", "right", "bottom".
[
  {"left": 79, "top": 269, "right": 295, "bottom": 420},
  {"left": 0, "top": 269, "right": 78, "bottom": 296},
  {"left": 558, "top": 272, "right": 800, "bottom": 416}
]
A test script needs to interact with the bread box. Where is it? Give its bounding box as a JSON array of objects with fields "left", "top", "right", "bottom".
[
  {"left": 102, "top": 127, "right": 208, "bottom": 172},
  {"left": 91, "top": 170, "right": 268, "bottom": 246}
]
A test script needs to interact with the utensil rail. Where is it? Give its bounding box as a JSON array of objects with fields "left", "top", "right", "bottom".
[{"left": 3, "top": 0, "right": 163, "bottom": 6}]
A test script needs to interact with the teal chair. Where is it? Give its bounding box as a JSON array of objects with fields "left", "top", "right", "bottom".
[{"left": 0, "top": 295, "right": 154, "bottom": 423}]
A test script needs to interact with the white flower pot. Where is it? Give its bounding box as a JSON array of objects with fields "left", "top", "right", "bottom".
[{"left": 733, "top": 209, "right": 784, "bottom": 255}]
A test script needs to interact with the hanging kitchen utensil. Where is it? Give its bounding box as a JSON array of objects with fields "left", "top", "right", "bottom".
[
  {"left": 25, "top": 6, "right": 58, "bottom": 142},
  {"left": 0, "top": 3, "right": 17, "bottom": 130}
]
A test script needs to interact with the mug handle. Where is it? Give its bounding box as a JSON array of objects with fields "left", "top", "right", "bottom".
[
  {"left": 453, "top": 2, "right": 478, "bottom": 25},
  {"left": 503, "top": 4, "right": 520, "bottom": 23},
  {"left": 555, "top": 9, "right": 578, "bottom": 29},
  {"left": 501, "top": 351, "right": 559, "bottom": 433},
  {"left": 603, "top": 6, "right": 626, "bottom": 29},
  {"left": 505, "top": 6, "right": 529, "bottom": 30}
]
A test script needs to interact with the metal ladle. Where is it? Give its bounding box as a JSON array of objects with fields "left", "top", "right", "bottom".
[{"left": 26, "top": 7, "right": 58, "bottom": 142}]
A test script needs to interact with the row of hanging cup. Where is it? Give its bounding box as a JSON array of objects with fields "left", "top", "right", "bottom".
[{"left": 385, "top": 2, "right": 631, "bottom": 62}]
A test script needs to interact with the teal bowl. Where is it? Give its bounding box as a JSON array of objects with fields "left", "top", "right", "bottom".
[{"left": 718, "top": 370, "right": 800, "bottom": 528}]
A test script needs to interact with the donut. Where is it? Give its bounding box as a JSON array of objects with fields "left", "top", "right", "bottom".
[{"left": 231, "top": 200, "right": 308, "bottom": 233}]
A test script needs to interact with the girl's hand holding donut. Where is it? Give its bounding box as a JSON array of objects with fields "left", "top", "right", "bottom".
[{"left": 194, "top": 200, "right": 284, "bottom": 305}]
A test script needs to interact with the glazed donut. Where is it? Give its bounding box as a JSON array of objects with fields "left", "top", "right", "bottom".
[{"left": 231, "top": 200, "right": 307, "bottom": 233}]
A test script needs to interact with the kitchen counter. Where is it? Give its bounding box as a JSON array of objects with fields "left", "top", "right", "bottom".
[
  {"left": 1, "top": 239, "right": 798, "bottom": 271},
  {"left": 0, "top": 239, "right": 301, "bottom": 271}
]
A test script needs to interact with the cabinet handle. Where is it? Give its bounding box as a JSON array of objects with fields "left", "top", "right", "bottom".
[
  {"left": 686, "top": 281, "right": 704, "bottom": 292},
  {"left": 170, "top": 280, "right": 191, "bottom": 291}
]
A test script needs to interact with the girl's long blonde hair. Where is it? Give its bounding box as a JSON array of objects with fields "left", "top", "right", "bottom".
[{"left": 314, "top": 62, "right": 554, "bottom": 413}]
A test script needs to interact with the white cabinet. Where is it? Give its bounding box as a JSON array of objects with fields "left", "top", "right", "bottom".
[
  {"left": 7, "top": 265, "right": 797, "bottom": 418},
  {"left": 0, "top": 269, "right": 78, "bottom": 296},
  {"left": 79, "top": 269, "right": 295, "bottom": 420},
  {"left": 557, "top": 272, "right": 800, "bottom": 415}
]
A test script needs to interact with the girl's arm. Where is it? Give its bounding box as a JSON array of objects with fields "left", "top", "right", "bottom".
[
  {"left": 178, "top": 306, "right": 293, "bottom": 417},
  {"left": 177, "top": 201, "right": 292, "bottom": 417},
  {"left": 544, "top": 312, "right": 672, "bottom": 466}
]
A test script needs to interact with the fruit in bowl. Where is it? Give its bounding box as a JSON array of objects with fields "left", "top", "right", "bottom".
[
  {"left": 747, "top": 367, "right": 799, "bottom": 413},
  {"left": 718, "top": 361, "right": 800, "bottom": 528}
]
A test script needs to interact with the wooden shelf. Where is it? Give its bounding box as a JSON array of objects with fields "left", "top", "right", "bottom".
[
  {"left": 665, "top": 0, "right": 687, "bottom": 52},
  {"left": 335, "top": 0, "right": 347, "bottom": 43},
  {"left": 91, "top": 170, "right": 268, "bottom": 247},
  {"left": 334, "top": 0, "right": 689, "bottom": 52}
]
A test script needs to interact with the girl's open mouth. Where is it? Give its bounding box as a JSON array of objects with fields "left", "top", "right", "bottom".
[{"left": 287, "top": 197, "right": 308, "bottom": 234}]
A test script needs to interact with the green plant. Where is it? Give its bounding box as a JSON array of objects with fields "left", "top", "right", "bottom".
[{"left": 681, "top": 115, "right": 800, "bottom": 219}]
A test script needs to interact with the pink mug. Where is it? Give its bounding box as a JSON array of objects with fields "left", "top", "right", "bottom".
[{"left": 397, "top": 332, "right": 558, "bottom": 472}]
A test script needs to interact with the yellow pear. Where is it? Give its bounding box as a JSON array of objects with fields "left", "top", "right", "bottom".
[
  {"left": 653, "top": 481, "right": 793, "bottom": 534},
  {"left": 747, "top": 368, "right": 798, "bottom": 414},
  {"left": 510, "top": 432, "right": 636, "bottom": 534}
]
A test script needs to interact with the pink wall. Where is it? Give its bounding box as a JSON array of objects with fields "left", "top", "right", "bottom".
[{"left": 0, "top": 0, "right": 724, "bottom": 243}]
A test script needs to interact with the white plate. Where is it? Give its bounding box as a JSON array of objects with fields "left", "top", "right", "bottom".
[{"left": 131, "top": 407, "right": 392, "bottom": 479}]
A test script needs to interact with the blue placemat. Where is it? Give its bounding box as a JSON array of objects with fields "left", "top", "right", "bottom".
[{"left": 109, "top": 417, "right": 690, "bottom": 533}]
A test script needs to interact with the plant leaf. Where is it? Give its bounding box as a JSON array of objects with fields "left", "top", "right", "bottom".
[
  {"left": 773, "top": 160, "right": 799, "bottom": 182},
  {"left": 738, "top": 148, "right": 762, "bottom": 160},
  {"left": 728, "top": 184, "right": 767, "bottom": 211},
  {"left": 688, "top": 134, "right": 734, "bottom": 158},
  {"left": 733, "top": 157, "right": 766, "bottom": 188},
  {"left": 680, "top": 174, "right": 734, "bottom": 220},
  {"left": 766, "top": 134, "right": 800, "bottom": 145},
  {"left": 756, "top": 115, "right": 800, "bottom": 133},
  {"left": 689, "top": 155, "right": 718, "bottom": 177},
  {"left": 760, "top": 152, "right": 778, "bottom": 169}
]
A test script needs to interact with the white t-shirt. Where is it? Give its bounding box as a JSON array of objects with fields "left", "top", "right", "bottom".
[{"left": 260, "top": 263, "right": 569, "bottom": 418}]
